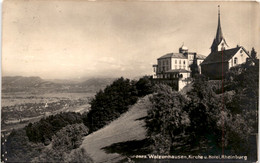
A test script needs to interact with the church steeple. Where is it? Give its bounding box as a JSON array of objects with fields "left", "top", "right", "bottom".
[
  {"left": 215, "top": 6, "right": 223, "bottom": 43},
  {"left": 210, "top": 5, "right": 228, "bottom": 53}
]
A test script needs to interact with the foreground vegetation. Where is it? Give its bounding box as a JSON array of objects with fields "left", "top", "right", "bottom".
[
  {"left": 101, "top": 62, "right": 258, "bottom": 162},
  {"left": 85, "top": 76, "right": 153, "bottom": 132},
  {"left": 2, "top": 61, "right": 258, "bottom": 162},
  {"left": 3, "top": 112, "right": 93, "bottom": 162},
  {"left": 144, "top": 62, "right": 258, "bottom": 160},
  {"left": 2, "top": 76, "right": 154, "bottom": 162}
]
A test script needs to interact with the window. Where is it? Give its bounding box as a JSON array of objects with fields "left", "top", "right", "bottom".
[
  {"left": 175, "top": 60, "right": 177, "bottom": 64},
  {"left": 183, "top": 60, "right": 185, "bottom": 64},
  {"left": 166, "top": 60, "right": 168, "bottom": 65},
  {"left": 175, "top": 65, "right": 177, "bottom": 69},
  {"left": 234, "top": 57, "right": 238, "bottom": 65},
  {"left": 179, "top": 60, "right": 181, "bottom": 64}
]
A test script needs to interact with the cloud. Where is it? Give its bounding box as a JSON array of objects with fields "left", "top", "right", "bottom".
[{"left": 2, "top": 1, "right": 259, "bottom": 79}]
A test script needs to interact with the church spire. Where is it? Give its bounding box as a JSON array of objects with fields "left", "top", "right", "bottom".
[
  {"left": 215, "top": 5, "right": 223, "bottom": 43},
  {"left": 210, "top": 5, "right": 228, "bottom": 52}
]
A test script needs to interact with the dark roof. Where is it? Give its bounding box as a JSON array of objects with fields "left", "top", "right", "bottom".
[
  {"left": 165, "top": 69, "right": 190, "bottom": 73},
  {"left": 197, "top": 54, "right": 206, "bottom": 59},
  {"left": 158, "top": 52, "right": 206, "bottom": 60},
  {"left": 201, "top": 47, "right": 249, "bottom": 65},
  {"left": 158, "top": 53, "right": 186, "bottom": 59}
]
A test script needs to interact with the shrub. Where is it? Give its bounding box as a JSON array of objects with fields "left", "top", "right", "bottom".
[
  {"left": 85, "top": 77, "right": 139, "bottom": 132},
  {"left": 4, "top": 129, "right": 45, "bottom": 162},
  {"left": 52, "top": 123, "right": 89, "bottom": 152},
  {"left": 25, "top": 112, "right": 83, "bottom": 144},
  {"left": 145, "top": 84, "right": 190, "bottom": 154},
  {"left": 135, "top": 76, "right": 154, "bottom": 97},
  {"left": 33, "top": 123, "right": 91, "bottom": 162}
]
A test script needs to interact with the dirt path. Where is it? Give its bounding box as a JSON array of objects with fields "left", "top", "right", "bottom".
[{"left": 80, "top": 96, "right": 152, "bottom": 163}]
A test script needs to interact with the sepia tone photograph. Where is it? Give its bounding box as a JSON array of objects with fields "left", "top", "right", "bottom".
[{"left": 1, "top": 0, "right": 259, "bottom": 162}]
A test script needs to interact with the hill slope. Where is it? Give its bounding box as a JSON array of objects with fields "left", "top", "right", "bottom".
[{"left": 80, "top": 95, "right": 152, "bottom": 163}]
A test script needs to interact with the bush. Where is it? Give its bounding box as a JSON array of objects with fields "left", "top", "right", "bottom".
[
  {"left": 145, "top": 84, "right": 190, "bottom": 154},
  {"left": 25, "top": 112, "right": 83, "bottom": 144},
  {"left": 52, "top": 123, "right": 89, "bottom": 152},
  {"left": 4, "top": 129, "right": 45, "bottom": 162},
  {"left": 33, "top": 123, "right": 91, "bottom": 162},
  {"left": 135, "top": 76, "right": 154, "bottom": 97},
  {"left": 145, "top": 73, "right": 256, "bottom": 156},
  {"left": 85, "top": 77, "right": 139, "bottom": 132},
  {"left": 186, "top": 74, "right": 255, "bottom": 156}
]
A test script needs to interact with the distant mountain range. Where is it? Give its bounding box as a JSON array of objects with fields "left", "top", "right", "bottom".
[{"left": 2, "top": 76, "right": 116, "bottom": 93}]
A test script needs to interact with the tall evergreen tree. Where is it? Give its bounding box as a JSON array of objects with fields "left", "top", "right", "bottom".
[{"left": 190, "top": 53, "right": 199, "bottom": 78}]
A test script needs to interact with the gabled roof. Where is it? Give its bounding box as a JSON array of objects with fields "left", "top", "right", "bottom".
[{"left": 201, "top": 46, "right": 249, "bottom": 65}]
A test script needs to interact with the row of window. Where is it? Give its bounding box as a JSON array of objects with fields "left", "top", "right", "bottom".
[
  {"left": 159, "top": 59, "right": 186, "bottom": 65},
  {"left": 174, "top": 65, "right": 186, "bottom": 69},
  {"left": 159, "top": 60, "right": 169, "bottom": 66},
  {"left": 158, "top": 65, "right": 187, "bottom": 72},
  {"left": 158, "top": 59, "right": 204, "bottom": 71},
  {"left": 158, "top": 66, "right": 170, "bottom": 72},
  {"left": 174, "top": 60, "right": 186, "bottom": 65}
]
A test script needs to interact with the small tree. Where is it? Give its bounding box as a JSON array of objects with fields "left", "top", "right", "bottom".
[
  {"left": 34, "top": 123, "right": 90, "bottom": 162},
  {"left": 52, "top": 123, "right": 89, "bottom": 152},
  {"left": 135, "top": 76, "right": 154, "bottom": 97},
  {"left": 86, "top": 77, "right": 138, "bottom": 132},
  {"left": 251, "top": 47, "right": 257, "bottom": 59},
  {"left": 190, "top": 54, "right": 200, "bottom": 78},
  {"left": 145, "top": 84, "right": 190, "bottom": 154}
]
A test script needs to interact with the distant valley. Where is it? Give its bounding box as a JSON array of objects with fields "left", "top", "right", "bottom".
[{"left": 2, "top": 76, "right": 116, "bottom": 93}]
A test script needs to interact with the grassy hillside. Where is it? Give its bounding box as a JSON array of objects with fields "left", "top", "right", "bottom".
[{"left": 80, "top": 95, "right": 152, "bottom": 163}]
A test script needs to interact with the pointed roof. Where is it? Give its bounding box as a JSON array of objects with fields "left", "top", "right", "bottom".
[
  {"left": 201, "top": 46, "right": 250, "bottom": 65},
  {"left": 210, "top": 6, "right": 228, "bottom": 51},
  {"left": 216, "top": 6, "right": 223, "bottom": 43}
]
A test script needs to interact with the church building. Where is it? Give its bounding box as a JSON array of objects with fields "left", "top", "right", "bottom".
[
  {"left": 151, "top": 6, "right": 255, "bottom": 91},
  {"left": 201, "top": 6, "right": 251, "bottom": 79},
  {"left": 152, "top": 45, "right": 205, "bottom": 91}
]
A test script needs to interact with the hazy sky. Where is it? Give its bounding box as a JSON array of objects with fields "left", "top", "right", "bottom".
[{"left": 2, "top": 0, "right": 260, "bottom": 79}]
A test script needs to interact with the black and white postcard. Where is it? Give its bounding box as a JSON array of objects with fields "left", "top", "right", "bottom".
[{"left": 1, "top": 1, "right": 259, "bottom": 163}]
